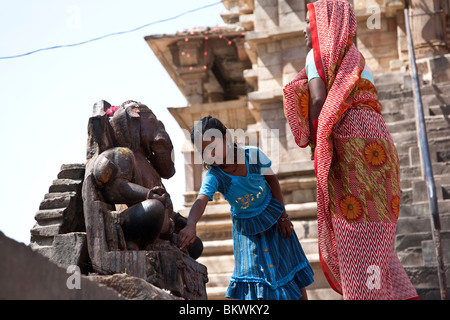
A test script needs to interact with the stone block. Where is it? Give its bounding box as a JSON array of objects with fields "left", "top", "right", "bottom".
[
  {"left": 254, "top": 4, "right": 279, "bottom": 31},
  {"left": 396, "top": 246, "right": 424, "bottom": 266},
  {"left": 427, "top": 53, "right": 450, "bottom": 83},
  {"left": 395, "top": 232, "right": 432, "bottom": 251},
  {"left": 0, "top": 231, "right": 123, "bottom": 300},
  {"left": 57, "top": 163, "right": 85, "bottom": 180},
  {"left": 51, "top": 232, "right": 91, "bottom": 274},
  {"left": 89, "top": 273, "right": 180, "bottom": 300},
  {"left": 258, "top": 64, "right": 282, "bottom": 80},
  {"left": 422, "top": 237, "right": 450, "bottom": 266},
  {"left": 404, "top": 265, "right": 450, "bottom": 290},
  {"left": 412, "top": 180, "right": 430, "bottom": 202},
  {"left": 258, "top": 78, "right": 282, "bottom": 92}
]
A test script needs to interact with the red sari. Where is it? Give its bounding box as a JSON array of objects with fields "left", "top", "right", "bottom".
[{"left": 283, "top": 0, "right": 418, "bottom": 300}]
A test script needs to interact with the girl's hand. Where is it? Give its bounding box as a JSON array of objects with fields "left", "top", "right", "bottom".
[
  {"left": 177, "top": 223, "right": 197, "bottom": 250},
  {"left": 278, "top": 215, "right": 294, "bottom": 238}
]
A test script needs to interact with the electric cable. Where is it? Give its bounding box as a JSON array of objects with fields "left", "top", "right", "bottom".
[{"left": 0, "top": 1, "right": 222, "bottom": 60}]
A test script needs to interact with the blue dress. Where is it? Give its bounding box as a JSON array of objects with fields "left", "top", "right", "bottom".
[{"left": 199, "top": 146, "right": 314, "bottom": 300}]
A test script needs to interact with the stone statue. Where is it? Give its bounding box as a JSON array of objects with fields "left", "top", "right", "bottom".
[{"left": 82, "top": 100, "right": 207, "bottom": 299}]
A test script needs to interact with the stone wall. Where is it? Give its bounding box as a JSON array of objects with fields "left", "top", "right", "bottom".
[{"left": 0, "top": 230, "right": 123, "bottom": 299}]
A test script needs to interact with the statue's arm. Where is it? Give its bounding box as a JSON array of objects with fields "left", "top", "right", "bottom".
[{"left": 93, "top": 148, "right": 150, "bottom": 206}]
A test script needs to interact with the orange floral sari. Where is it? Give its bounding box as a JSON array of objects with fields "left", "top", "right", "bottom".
[{"left": 283, "top": 0, "right": 418, "bottom": 299}]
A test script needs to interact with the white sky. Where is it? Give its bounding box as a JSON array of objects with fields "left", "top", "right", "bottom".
[{"left": 0, "top": 0, "right": 225, "bottom": 244}]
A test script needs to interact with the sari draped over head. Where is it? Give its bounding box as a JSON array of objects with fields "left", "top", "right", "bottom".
[{"left": 283, "top": 0, "right": 418, "bottom": 299}]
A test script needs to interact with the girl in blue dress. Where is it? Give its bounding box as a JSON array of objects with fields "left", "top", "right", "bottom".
[{"left": 178, "top": 116, "right": 314, "bottom": 300}]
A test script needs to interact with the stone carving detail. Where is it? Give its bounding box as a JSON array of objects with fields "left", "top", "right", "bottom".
[{"left": 82, "top": 100, "right": 207, "bottom": 299}]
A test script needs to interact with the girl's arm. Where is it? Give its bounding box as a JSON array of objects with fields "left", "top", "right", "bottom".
[
  {"left": 264, "top": 169, "right": 293, "bottom": 238},
  {"left": 177, "top": 194, "right": 209, "bottom": 249}
]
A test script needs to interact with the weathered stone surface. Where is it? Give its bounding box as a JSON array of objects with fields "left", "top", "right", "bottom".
[
  {"left": 51, "top": 232, "right": 91, "bottom": 274},
  {"left": 422, "top": 236, "right": 450, "bottom": 266},
  {"left": 0, "top": 231, "right": 123, "bottom": 300},
  {"left": 89, "top": 273, "right": 180, "bottom": 300},
  {"left": 145, "top": 246, "right": 208, "bottom": 300},
  {"left": 57, "top": 163, "right": 85, "bottom": 180}
]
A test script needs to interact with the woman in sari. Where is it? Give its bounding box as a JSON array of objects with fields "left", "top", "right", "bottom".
[{"left": 283, "top": 0, "right": 418, "bottom": 300}]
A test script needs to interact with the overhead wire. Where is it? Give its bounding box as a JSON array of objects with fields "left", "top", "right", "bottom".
[{"left": 0, "top": 1, "right": 222, "bottom": 60}]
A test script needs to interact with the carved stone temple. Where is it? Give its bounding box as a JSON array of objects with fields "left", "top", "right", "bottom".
[{"left": 145, "top": 0, "right": 450, "bottom": 299}]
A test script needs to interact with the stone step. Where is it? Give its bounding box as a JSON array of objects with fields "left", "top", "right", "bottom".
[
  {"left": 57, "top": 163, "right": 85, "bottom": 180},
  {"left": 443, "top": 184, "right": 450, "bottom": 200},
  {"left": 422, "top": 238, "right": 450, "bottom": 266},
  {"left": 432, "top": 161, "right": 450, "bottom": 177},
  {"left": 429, "top": 104, "right": 450, "bottom": 116},
  {"left": 400, "top": 168, "right": 422, "bottom": 189},
  {"left": 178, "top": 203, "right": 230, "bottom": 221},
  {"left": 396, "top": 214, "right": 450, "bottom": 235},
  {"left": 386, "top": 118, "right": 416, "bottom": 135},
  {"left": 285, "top": 202, "right": 317, "bottom": 219},
  {"left": 420, "top": 81, "right": 450, "bottom": 96},
  {"left": 412, "top": 178, "right": 450, "bottom": 203},
  {"left": 373, "top": 71, "right": 407, "bottom": 87},
  {"left": 30, "top": 223, "right": 62, "bottom": 238},
  {"left": 404, "top": 265, "right": 450, "bottom": 290},
  {"left": 378, "top": 88, "right": 413, "bottom": 101},
  {"left": 399, "top": 200, "right": 450, "bottom": 218},
  {"left": 29, "top": 234, "right": 55, "bottom": 247},
  {"left": 401, "top": 188, "right": 413, "bottom": 204},
  {"left": 28, "top": 243, "right": 54, "bottom": 259},
  {"left": 380, "top": 97, "right": 414, "bottom": 116},
  {"left": 396, "top": 246, "right": 423, "bottom": 266},
  {"left": 39, "top": 193, "right": 76, "bottom": 210},
  {"left": 422, "top": 93, "right": 450, "bottom": 107},
  {"left": 202, "top": 239, "right": 234, "bottom": 256},
  {"left": 391, "top": 130, "right": 418, "bottom": 148},
  {"left": 44, "top": 191, "right": 76, "bottom": 200},
  {"left": 279, "top": 176, "right": 317, "bottom": 192},
  {"left": 386, "top": 112, "right": 450, "bottom": 133},
  {"left": 206, "top": 272, "right": 232, "bottom": 290},
  {"left": 198, "top": 255, "right": 235, "bottom": 274},
  {"left": 49, "top": 179, "right": 83, "bottom": 193},
  {"left": 395, "top": 231, "right": 450, "bottom": 252},
  {"left": 376, "top": 82, "right": 402, "bottom": 92},
  {"left": 34, "top": 208, "right": 66, "bottom": 222}
]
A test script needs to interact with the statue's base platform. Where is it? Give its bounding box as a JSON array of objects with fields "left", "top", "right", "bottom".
[{"left": 93, "top": 242, "right": 208, "bottom": 300}]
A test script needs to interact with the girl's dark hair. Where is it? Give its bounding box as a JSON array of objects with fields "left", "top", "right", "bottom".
[{"left": 190, "top": 115, "right": 240, "bottom": 169}]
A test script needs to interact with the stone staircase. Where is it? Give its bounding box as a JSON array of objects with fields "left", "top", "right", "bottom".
[
  {"left": 375, "top": 71, "right": 450, "bottom": 299},
  {"left": 29, "top": 164, "right": 86, "bottom": 260}
]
